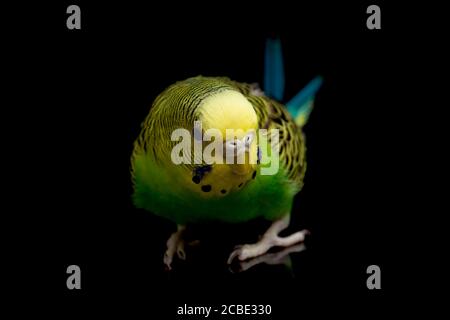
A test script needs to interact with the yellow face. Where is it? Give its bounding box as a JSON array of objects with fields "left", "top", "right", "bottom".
[
  {"left": 184, "top": 90, "right": 260, "bottom": 197},
  {"left": 197, "top": 90, "right": 259, "bottom": 170}
]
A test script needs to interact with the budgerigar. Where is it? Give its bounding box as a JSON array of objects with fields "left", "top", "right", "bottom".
[{"left": 131, "top": 39, "right": 322, "bottom": 268}]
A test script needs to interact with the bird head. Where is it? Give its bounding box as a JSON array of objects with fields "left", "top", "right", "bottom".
[{"left": 196, "top": 90, "right": 259, "bottom": 174}]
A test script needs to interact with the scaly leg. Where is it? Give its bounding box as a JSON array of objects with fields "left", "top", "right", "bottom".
[
  {"left": 164, "top": 225, "right": 187, "bottom": 270},
  {"left": 227, "top": 215, "right": 309, "bottom": 264}
]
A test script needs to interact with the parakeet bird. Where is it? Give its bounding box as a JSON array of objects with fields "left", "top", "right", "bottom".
[{"left": 131, "top": 38, "right": 322, "bottom": 268}]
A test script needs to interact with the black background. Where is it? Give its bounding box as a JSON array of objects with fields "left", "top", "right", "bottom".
[{"left": 7, "top": 0, "right": 421, "bottom": 317}]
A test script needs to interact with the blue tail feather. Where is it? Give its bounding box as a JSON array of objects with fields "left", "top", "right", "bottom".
[
  {"left": 264, "top": 38, "right": 285, "bottom": 101},
  {"left": 286, "top": 75, "right": 323, "bottom": 127},
  {"left": 263, "top": 37, "right": 322, "bottom": 127}
]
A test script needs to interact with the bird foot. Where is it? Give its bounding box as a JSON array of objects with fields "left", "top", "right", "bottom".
[
  {"left": 230, "top": 243, "right": 307, "bottom": 273},
  {"left": 227, "top": 229, "right": 309, "bottom": 264},
  {"left": 164, "top": 226, "right": 188, "bottom": 270}
]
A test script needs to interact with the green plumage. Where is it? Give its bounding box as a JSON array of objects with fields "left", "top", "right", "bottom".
[
  {"left": 133, "top": 152, "right": 297, "bottom": 224},
  {"left": 131, "top": 76, "right": 308, "bottom": 224}
]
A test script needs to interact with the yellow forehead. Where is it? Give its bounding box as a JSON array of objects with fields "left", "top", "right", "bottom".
[{"left": 197, "top": 90, "right": 258, "bottom": 137}]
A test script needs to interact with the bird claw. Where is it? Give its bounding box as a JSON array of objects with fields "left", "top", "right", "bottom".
[
  {"left": 163, "top": 227, "right": 197, "bottom": 269},
  {"left": 229, "top": 243, "right": 307, "bottom": 273},
  {"left": 177, "top": 245, "right": 186, "bottom": 260},
  {"left": 227, "top": 244, "right": 250, "bottom": 264},
  {"left": 163, "top": 252, "right": 173, "bottom": 271},
  {"left": 164, "top": 245, "right": 187, "bottom": 270},
  {"left": 227, "top": 229, "right": 310, "bottom": 265},
  {"left": 227, "top": 247, "right": 241, "bottom": 265}
]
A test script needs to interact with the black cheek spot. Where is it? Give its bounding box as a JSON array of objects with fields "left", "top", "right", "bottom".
[
  {"left": 201, "top": 185, "right": 212, "bottom": 192},
  {"left": 221, "top": 189, "right": 227, "bottom": 194},
  {"left": 252, "top": 171, "right": 257, "bottom": 179},
  {"left": 192, "top": 176, "right": 201, "bottom": 184},
  {"left": 238, "top": 183, "right": 243, "bottom": 187}
]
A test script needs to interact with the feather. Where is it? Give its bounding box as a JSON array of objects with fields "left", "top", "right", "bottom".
[
  {"left": 286, "top": 75, "right": 323, "bottom": 127},
  {"left": 264, "top": 38, "right": 285, "bottom": 101}
]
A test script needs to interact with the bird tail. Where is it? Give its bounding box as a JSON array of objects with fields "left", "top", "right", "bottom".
[
  {"left": 286, "top": 75, "right": 323, "bottom": 128},
  {"left": 264, "top": 37, "right": 285, "bottom": 101},
  {"left": 263, "top": 37, "right": 323, "bottom": 128}
]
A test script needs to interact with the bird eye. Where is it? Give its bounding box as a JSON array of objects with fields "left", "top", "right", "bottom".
[{"left": 244, "top": 133, "right": 254, "bottom": 146}]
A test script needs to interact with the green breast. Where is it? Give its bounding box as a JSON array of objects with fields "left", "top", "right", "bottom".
[{"left": 132, "top": 153, "right": 299, "bottom": 224}]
